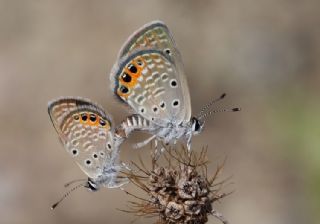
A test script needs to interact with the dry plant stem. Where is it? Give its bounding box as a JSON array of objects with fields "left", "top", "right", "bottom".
[{"left": 122, "top": 146, "right": 230, "bottom": 224}]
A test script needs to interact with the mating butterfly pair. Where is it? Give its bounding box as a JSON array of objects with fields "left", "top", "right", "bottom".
[{"left": 48, "top": 21, "right": 239, "bottom": 207}]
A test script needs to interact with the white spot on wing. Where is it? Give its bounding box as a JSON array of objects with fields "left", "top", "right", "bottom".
[
  {"left": 157, "top": 64, "right": 164, "bottom": 69},
  {"left": 148, "top": 63, "right": 155, "bottom": 69},
  {"left": 141, "top": 68, "right": 148, "bottom": 75}
]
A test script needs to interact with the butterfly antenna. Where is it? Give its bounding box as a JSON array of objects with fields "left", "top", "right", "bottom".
[
  {"left": 197, "top": 93, "right": 227, "bottom": 117},
  {"left": 198, "top": 107, "right": 240, "bottom": 121},
  {"left": 51, "top": 182, "right": 86, "bottom": 210},
  {"left": 64, "top": 178, "right": 87, "bottom": 188}
]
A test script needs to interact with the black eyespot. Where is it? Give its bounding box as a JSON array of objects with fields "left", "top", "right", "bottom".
[
  {"left": 81, "top": 113, "right": 88, "bottom": 121},
  {"left": 153, "top": 106, "right": 158, "bottom": 113},
  {"left": 89, "top": 114, "right": 96, "bottom": 122},
  {"left": 164, "top": 48, "right": 171, "bottom": 55},
  {"left": 93, "top": 154, "right": 98, "bottom": 159},
  {"left": 120, "top": 85, "right": 129, "bottom": 94},
  {"left": 99, "top": 119, "right": 106, "bottom": 126},
  {"left": 85, "top": 159, "right": 91, "bottom": 165},
  {"left": 72, "top": 149, "right": 78, "bottom": 155},
  {"left": 160, "top": 102, "right": 165, "bottom": 108},
  {"left": 170, "top": 80, "right": 177, "bottom": 87},
  {"left": 128, "top": 64, "right": 137, "bottom": 73},
  {"left": 121, "top": 73, "right": 132, "bottom": 82},
  {"left": 172, "top": 100, "right": 179, "bottom": 107},
  {"left": 140, "top": 108, "right": 145, "bottom": 113},
  {"left": 73, "top": 115, "right": 79, "bottom": 120},
  {"left": 107, "top": 143, "right": 112, "bottom": 149}
]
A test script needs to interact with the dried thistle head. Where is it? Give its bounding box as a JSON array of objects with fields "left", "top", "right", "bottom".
[{"left": 122, "top": 146, "right": 230, "bottom": 224}]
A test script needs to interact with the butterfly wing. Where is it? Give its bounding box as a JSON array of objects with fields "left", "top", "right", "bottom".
[
  {"left": 111, "top": 21, "right": 191, "bottom": 125},
  {"left": 48, "top": 97, "right": 117, "bottom": 179},
  {"left": 118, "top": 21, "right": 177, "bottom": 58}
]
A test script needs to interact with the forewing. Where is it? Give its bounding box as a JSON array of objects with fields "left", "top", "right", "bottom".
[
  {"left": 112, "top": 21, "right": 191, "bottom": 122},
  {"left": 48, "top": 97, "right": 117, "bottom": 179}
]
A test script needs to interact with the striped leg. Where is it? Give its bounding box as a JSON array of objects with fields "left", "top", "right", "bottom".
[{"left": 114, "top": 114, "right": 158, "bottom": 147}]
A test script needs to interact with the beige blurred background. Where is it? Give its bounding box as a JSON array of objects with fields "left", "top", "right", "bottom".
[{"left": 0, "top": 0, "right": 319, "bottom": 223}]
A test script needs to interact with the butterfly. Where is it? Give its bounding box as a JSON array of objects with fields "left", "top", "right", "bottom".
[
  {"left": 48, "top": 97, "right": 129, "bottom": 208},
  {"left": 110, "top": 21, "right": 239, "bottom": 152}
]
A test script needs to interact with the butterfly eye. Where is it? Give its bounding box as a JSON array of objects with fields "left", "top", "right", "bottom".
[
  {"left": 121, "top": 73, "right": 132, "bottom": 82},
  {"left": 128, "top": 64, "right": 137, "bottom": 73},
  {"left": 192, "top": 117, "right": 201, "bottom": 132}
]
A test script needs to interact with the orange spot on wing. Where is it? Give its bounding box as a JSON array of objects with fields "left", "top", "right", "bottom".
[
  {"left": 79, "top": 113, "right": 88, "bottom": 125},
  {"left": 89, "top": 115, "right": 99, "bottom": 126},
  {"left": 117, "top": 57, "right": 147, "bottom": 99},
  {"left": 117, "top": 88, "right": 129, "bottom": 100}
]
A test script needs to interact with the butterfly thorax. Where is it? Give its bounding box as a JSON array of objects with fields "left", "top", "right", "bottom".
[
  {"left": 117, "top": 114, "right": 203, "bottom": 148},
  {"left": 155, "top": 122, "right": 186, "bottom": 141}
]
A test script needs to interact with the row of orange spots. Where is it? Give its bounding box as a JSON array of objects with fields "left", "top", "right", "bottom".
[
  {"left": 117, "top": 56, "right": 147, "bottom": 99},
  {"left": 74, "top": 113, "right": 109, "bottom": 129}
]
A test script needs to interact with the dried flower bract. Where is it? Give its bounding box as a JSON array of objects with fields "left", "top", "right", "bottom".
[{"left": 121, "top": 146, "right": 230, "bottom": 224}]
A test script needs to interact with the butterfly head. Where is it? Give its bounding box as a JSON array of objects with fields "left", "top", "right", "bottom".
[
  {"left": 191, "top": 116, "right": 204, "bottom": 135},
  {"left": 85, "top": 178, "right": 100, "bottom": 192}
]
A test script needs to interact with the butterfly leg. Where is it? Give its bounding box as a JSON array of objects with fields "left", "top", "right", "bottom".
[
  {"left": 186, "top": 135, "right": 192, "bottom": 152},
  {"left": 133, "top": 135, "right": 156, "bottom": 149},
  {"left": 211, "top": 209, "right": 229, "bottom": 224},
  {"left": 106, "top": 171, "right": 129, "bottom": 188},
  {"left": 107, "top": 177, "right": 129, "bottom": 188}
]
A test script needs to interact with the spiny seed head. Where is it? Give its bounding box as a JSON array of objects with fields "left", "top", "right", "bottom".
[{"left": 122, "top": 146, "right": 230, "bottom": 224}]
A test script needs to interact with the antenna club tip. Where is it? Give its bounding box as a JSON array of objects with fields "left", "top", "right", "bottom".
[
  {"left": 232, "top": 107, "right": 241, "bottom": 112},
  {"left": 51, "top": 204, "right": 58, "bottom": 210},
  {"left": 220, "top": 93, "right": 227, "bottom": 99}
]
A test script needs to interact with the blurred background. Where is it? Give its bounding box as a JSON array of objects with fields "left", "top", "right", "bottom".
[{"left": 0, "top": 0, "right": 319, "bottom": 223}]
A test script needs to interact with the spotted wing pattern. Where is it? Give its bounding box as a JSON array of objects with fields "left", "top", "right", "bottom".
[
  {"left": 112, "top": 49, "right": 189, "bottom": 126},
  {"left": 111, "top": 21, "right": 191, "bottom": 125},
  {"left": 48, "top": 97, "right": 117, "bottom": 179}
]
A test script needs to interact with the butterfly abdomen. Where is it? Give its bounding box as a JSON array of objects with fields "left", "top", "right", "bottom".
[{"left": 115, "top": 114, "right": 156, "bottom": 140}]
